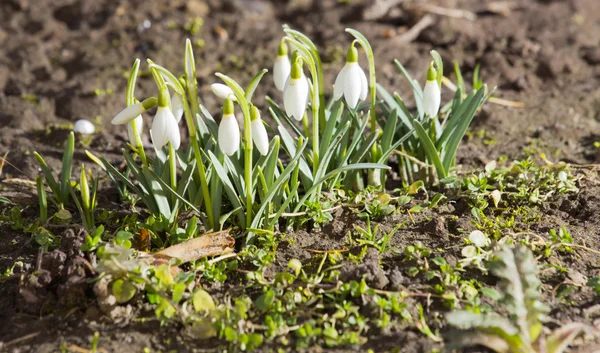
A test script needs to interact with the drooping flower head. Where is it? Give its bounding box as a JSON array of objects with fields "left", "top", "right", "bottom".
[
  {"left": 333, "top": 43, "right": 368, "bottom": 109},
  {"left": 111, "top": 97, "right": 157, "bottom": 125},
  {"left": 423, "top": 62, "right": 441, "bottom": 118},
  {"left": 273, "top": 39, "right": 291, "bottom": 92},
  {"left": 250, "top": 104, "right": 269, "bottom": 156},
  {"left": 151, "top": 89, "right": 181, "bottom": 150},
  {"left": 211, "top": 83, "right": 237, "bottom": 101},
  {"left": 283, "top": 56, "right": 309, "bottom": 121},
  {"left": 218, "top": 97, "right": 240, "bottom": 156}
]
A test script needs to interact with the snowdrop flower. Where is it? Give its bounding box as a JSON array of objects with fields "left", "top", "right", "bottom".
[
  {"left": 273, "top": 40, "right": 291, "bottom": 92},
  {"left": 211, "top": 83, "right": 237, "bottom": 101},
  {"left": 468, "top": 230, "right": 490, "bottom": 248},
  {"left": 73, "top": 119, "right": 95, "bottom": 135},
  {"left": 151, "top": 92, "right": 180, "bottom": 150},
  {"left": 171, "top": 93, "right": 184, "bottom": 123},
  {"left": 423, "top": 62, "right": 441, "bottom": 118},
  {"left": 218, "top": 97, "right": 240, "bottom": 156},
  {"left": 126, "top": 115, "right": 143, "bottom": 146},
  {"left": 111, "top": 97, "right": 157, "bottom": 125},
  {"left": 333, "top": 44, "right": 368, "bottom": 109},
  {"left": 250, "top": 104, "right": 269, "bottom": 156},
  {"left": 283, "top": 59, "right": 309, "bottom": 121}
]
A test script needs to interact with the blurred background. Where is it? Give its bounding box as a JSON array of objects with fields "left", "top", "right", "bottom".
[{"left": 0, "top": 0, "right": 599, "bottom": 179}]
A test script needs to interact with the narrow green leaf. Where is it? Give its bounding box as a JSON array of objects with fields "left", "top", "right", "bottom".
[
  {"left": 245, "top": 68, "right": 268, "bottom": 102},
  {"left": 410, "top": 118, "right": 447, "bottom": 179},
  {"left": 208, "top": 151, "right": 246, "bottom": 226},
  {"left": 394, "top": 60, "right": 424, "bottom": 118},
  {"left": 59, "top": 132, "right": 75, "bottom": 203},
  {"left": 33, "top": 152, "right": 60, "bottom": 199},
  {"left": 293, "top": 163, "right": 390, "bottom": 213},
  {"left": 142, "top": 166, "right": 172, "bottom": 220}
]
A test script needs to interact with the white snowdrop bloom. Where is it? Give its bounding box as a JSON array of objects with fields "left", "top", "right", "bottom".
[
  {"left": 333, "top": 45, "right": 368, "bottom": 109},
  {"left": 73, "top": 119, "right": 95, "bottom": 135},
  {"left": 111, "top": 97, "right": 157, "bottom": 125},
  {"left": 218, "top": 98, "right": 240, "bottom": 156},
  {"left": 211, "top": 83, "right": 237, "bottom": 101},
  {"left": 273, "top": 40, "right": 291, "bottom": 92},
  {"left": 283, "top": 60, "right": 309, "bottom": 121},
  {"left": 423, "top": 63, "right": 441, "bottom": 118},
  {"left": 171, "top": 93, "right": 184, "bottom": 123},
  {"left": 250, "top": 105, "right": 269, "bottom": 156},
  {"left": 151, "top": 106, "right": 181, "bottom": 150},
  {"left": 490, "top": 189, "right": 502, "bottom": 207},
  {"left": 126, "top": 115, "right": 143, "bottom": 146},
  {"left": 468, "top": 230, "right": 490, "bottom": 248}
]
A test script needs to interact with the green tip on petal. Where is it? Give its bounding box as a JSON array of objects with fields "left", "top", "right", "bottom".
[
  {"left": 250, "top": 104, "right": 261, "bottom": 121},
  {"left": 291, "top": 59, "right": 303, "bottom": 80},
  {"left": 291, "top": 50, "right": 301, "bottom": 63},
  {"left": 142, "top": 97, "right": 158, "bottom": 110},
  {"left": 346, "top": 44, "right": 358, "bottom": 63},
  {"left": 223, "top": 97, "right": 235, "bottom": 115},
  {"left": 427, "top": 61, "right": 437, "bottom": 81},
  {"left": 158, "top": 89, "right": 170, "bottom": 107},
  {"left": 278, "top": 39, "right": 288, "bottom": 56}
]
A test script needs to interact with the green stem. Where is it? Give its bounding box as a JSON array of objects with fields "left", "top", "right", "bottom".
[
  {"left": 180, "top": 91, "right": 214, "bottom": 231},
  {"left": 168, "top": 142, "right": 177, "bottom": 202},
  {"left": 130, "top": 118, "right": 147, "bottom": 167}
]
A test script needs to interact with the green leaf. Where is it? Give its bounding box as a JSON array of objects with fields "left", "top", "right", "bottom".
[
  {"left": 112, "top": 279, "right": 137, "bottom": 304},
  {"left": 208, "top": 151, "right": 246, "bottom": 227},
  {"left": 410, "top": 118, "right": 447, "bottom": 179},
  {"left": 293, "top": 163, "right": 390, "bottom": 213},
  {"left": 441, "top": 87, "right": 487, "bottom": 174},
  {"left": 142, "top": 166, "right": 172, "bottom": 220},
  {"left": 193, "top": 289, "right": 216, "bottom": 312},
  {"left": 34, "top": 152, "right": 60, "bottom": 201},
  {"left": 148, "top": 168, "right": 200, "bottom": 215},
  {"left": 245, "top": 68, "right": 268, "bottom": 102},
  {"left": 59, "top": 131, "right": 75, "bottom": 203},
  {"left": 250, "top": 139, "right": 308, "bottom": 232},
  {"left": 394, "top": 60, "right": 424, "bottom": 118}
]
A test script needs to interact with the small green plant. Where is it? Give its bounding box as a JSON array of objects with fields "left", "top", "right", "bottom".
[
  {"left": 377, "top": 55, "right": 492, "bottom": 185},
  {"left": 349, "top": 216, "right": 399, "bottom": 253},
  {"left": 446, "top": 245, "right": 591, "bottom": 353}
]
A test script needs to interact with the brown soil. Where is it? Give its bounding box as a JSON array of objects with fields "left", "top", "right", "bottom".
[{"left": 1, "top": 0, "right": 600, "bottom": 352}]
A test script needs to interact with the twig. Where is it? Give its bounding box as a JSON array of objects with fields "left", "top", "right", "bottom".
[
  {"left": 418, "top": 4, "right": 477, "bottom": 21},
  {"left": 393, "top": 150, "right": 431, "bottom": 168},
  {"left": 1, "top": 332, "right": 40, "bottom": 348},
  {"left": 392, "top": 15, "right": 434, "bottom": 45}
]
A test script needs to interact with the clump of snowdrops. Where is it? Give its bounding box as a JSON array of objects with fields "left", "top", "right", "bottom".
[{"left": 34, "top": 26, "right": 489, "bottom": 243}]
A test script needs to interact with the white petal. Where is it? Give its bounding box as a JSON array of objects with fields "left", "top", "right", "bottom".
[
  {"left": 165, "top": 110, "right": 181, "bottom": 150},
  {"left": 359, "top": 66, "right": 368, "bottom": 101},
  {"left": 423, "top": 80, "right": 441, "bottom": 117},
  {"left": 151, "top": 107, "right": 171, "bottom": 150},
  {"left": 73, "top": 119, "right": 95, "bottom": 135},
  {"left": 127, "top": 115, "right": 143, "bottom": 145},
  {"left": 333, "top": 65, "right": 347, "bottom": 101},
  {"left": 343, "top": 63, "right": 362, "bottom": 109},
  {"left": 284, "top": 75, "right": 309, "bottom": 121},
  {"left": 211, "top": 83, "right": 236, "bottom": 101},
  {"left": 171, "top": 94, "right": 184, "bottom": 123},
  {"left": 251, "top": 119, "right": 269, "bottom": 156},
  {"left": 112, "top": 103, "right": 145, "bottom": 125},
  {"left": 218, "top": 114, "right": 240, "bottom": 156},
  {"left": 273, "top": 55, "right": 291, "bottom": 92}
]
